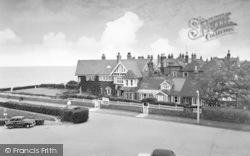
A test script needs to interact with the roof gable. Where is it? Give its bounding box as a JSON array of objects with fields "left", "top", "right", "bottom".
[
  {"left": 124, "top": 70, "right": 139, "bottom": 79},
  {"left": 181, "top": 59, "right": 205, "bottom": 72}
]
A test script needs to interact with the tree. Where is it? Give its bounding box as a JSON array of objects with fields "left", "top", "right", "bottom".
[{"left": 198, "top": 59, "right": 250, "bottom": 108}]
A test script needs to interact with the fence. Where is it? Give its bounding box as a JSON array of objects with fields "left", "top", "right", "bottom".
[{"left": 0, "top": 92, "right": 202, "bottom": 114}]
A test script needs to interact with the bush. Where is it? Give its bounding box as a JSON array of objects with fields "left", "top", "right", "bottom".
[
  {"left": 66, "top": 80, "right": 78, "bottom": 89},
  {"left": 0, "top": 101, "right": 61, "bottom": 116},
  {"left": 202, "top": 106, "right": 250, "bottom": 123},
  {"left": 61, "top": 107, "right": 89, "bottom": 123},
  {"left": 35, "top": 119, "right": 44, "bottom": 125},
  {"left": 0, "top": 119, "right": 5, "bottom": 126},
  {"left": 141, "top": 97, "right": 157, "bottom": 104}
]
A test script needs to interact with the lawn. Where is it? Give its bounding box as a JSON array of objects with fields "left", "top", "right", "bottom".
[
  {"left": 12, "top": 88, "right": 67, "bottom": 96},
  {"left": 0, "top": 107, "right": 56, "bottom": 121}
]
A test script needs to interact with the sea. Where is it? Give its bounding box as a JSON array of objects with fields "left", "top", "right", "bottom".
[{"left": 0, "top": 66, "right": 77, "bottom": 88}]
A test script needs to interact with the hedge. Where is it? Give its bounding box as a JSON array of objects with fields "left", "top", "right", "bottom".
[
  {"left": 0, "top": 88, "right": 11, "bottom": 92},
  {"left": 12, "top": 85, "right": 38, "bottom": 91},
  {"left": 0, "top": 101, "right": 61, "bottom": 116},
  {"left": 61, "top": 107, "right": 89, "bottom": 123},
  {"left": 202, "top": 106, "right": 250, "bottom": 123},
  {"left": 106, "top": 96, "right": 141, "bottom": 103},
  {"left": 59, "top": 94, "right": 98, "bottom": 100},
  {"left": 40, "top": 83, "right": 65, "bottom": 89},
  {"left": 149, "top": 108, "right": 197, "bottom": 119},
  {"left": 9, "top": 92, "right": 54, "bottom": 98}
]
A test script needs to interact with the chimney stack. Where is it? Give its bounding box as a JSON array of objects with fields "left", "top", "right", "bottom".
[
  {"left": 227, "top": 50, "right": 231, "bottom": 59},
  {"left": 185, "top": 52, "right": 189, "bottom": 63},
  {"left": 101, "top": 54, "right": 106, "bottom": 60},
  {"left": 117, "top": 52, "right": 121, "bottom": 62},
  {"left": 127, "top": 52, "right": 132, "bottom": 59}
]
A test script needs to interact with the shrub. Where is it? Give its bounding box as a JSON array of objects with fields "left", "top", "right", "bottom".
[
  {"left": 66, "top": 80, "right": 78, "bottom": 89},
  {"left": 0, "top": 119, "right": 5, "bottom": 126},
  {"left": 61, "top": 107, "right": 89, "bottom": 123},
  {"left": 142, "top": 97, "right": 157, "bottom": 104},
  {"left": 59, "top": 93, "right": 98, "bottom": 100},
  {"left": 35, "top": 119, "right": 44, "bottom": 125},
  {"left": 202, "top": 106, "right": 250, "bottom": 123}
]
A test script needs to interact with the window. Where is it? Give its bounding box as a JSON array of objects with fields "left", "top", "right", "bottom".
[
  {"left": 106, "top": 87, "right": 111, "bottom": 95},
  {"left": 193, "top": 97, "right": 197, "bottom": 104},
  {"left": 168, "top": 95, "right": 172, "bottom": 102},
  {"left": 116, "top": 77, "right": 123, "bottom": 84},
  {"left": 183, "top": 72, "right": 189, "bottom": 77},
  {"left": 174, "top": 96, "right": 179, "bottom": 103},
  {"left": 158, "top": 95, "right": 164, "bottom": 101},
  {"left": 131, "top": 80, "right": 133, "bottom": 86},
  {"left": 173, "top": 71, "right": 177, "bottom": 77},
  {"left": 126, "top": 80, "right": 129, "bottom": 86}
]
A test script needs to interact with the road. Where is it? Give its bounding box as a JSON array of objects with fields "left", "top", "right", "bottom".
[{"left": 1, "top": 111, "right": 250, "bottom": 156}]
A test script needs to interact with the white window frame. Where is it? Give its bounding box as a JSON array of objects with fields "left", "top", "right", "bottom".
[{"left": 174, "top": 96, "right": 179, "bottom": 103}]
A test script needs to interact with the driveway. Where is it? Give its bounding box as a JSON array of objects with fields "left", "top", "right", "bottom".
[{"left": 1, "top": 111, "right": 250, "bottom": 156}]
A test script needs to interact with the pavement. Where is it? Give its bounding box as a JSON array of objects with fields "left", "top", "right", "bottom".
[
  {"left": 1, "top": 110, "right": 250, "bottom": 156},
  {"left": 1, "top": 97, "right": 250, "bottom": 132}
]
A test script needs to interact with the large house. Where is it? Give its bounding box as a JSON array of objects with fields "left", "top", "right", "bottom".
[
  {"left": 137, "top": 77, "right": 202, "bottom": 106},
  {"left": 75, "top": 50, "right": 237, "bottom": 106},
  {"left": 75, "top": 52, "right": 158, "bottom": 99}
]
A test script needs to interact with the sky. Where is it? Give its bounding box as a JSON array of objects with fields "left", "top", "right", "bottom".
[{"left": 0, "top": 0, "right": 249, "bottom": 66}]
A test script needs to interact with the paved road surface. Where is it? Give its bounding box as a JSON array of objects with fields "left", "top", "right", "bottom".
[{"left": 1, "top": 112, "right": 250, "bottom": 156}]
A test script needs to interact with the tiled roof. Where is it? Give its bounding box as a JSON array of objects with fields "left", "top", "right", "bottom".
[
  {"left": 75, "top": 60, "right": 117, "bottom": 76},
  {"left": 121, "top": 60, "right": 143, "bottom": 78},
  {"left": 124, "top": 70, "right": 139, "bottom": 79},
  {"left": 181, "top": 59, "right": 205, "bottom": 72},
  {"left": 201, "top": 59, "right": 223, "bottom": 71},
  {"left": 138, "top": 77, "right": 200, "bottom": 97},
  {"left": 138, "top": 77, "right": 165, "bottom": 90},
  {"left": 75, "top": 59, "right": 149, "bottom": 77},
  {"left": 164, "top": 59, "right": 185, "bottom": 67},
  {"left": 179, "top": 78, "right": 201, "bottom": 97}
]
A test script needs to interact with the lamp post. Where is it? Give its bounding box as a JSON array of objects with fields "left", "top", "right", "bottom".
[{"left": 196, "top": 90, "right": 200, "bottom": 124}]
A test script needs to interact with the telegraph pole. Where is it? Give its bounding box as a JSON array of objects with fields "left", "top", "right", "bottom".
[{"left": 196, "top": 90, "right": 200, "bottom": 124}]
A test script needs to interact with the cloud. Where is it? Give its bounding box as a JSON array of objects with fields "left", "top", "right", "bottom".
[
  {"left": 150, "top": 38, "right": 177, "bottom": 54},
  {"left": 100, "top": 12, "right": 144, "bottom": 58},
  {"left": 0, "top": 28, "right": 22, "bottom": 44},
  {"left": 0, "top": 12, "right": 143, "bottom": 66}
]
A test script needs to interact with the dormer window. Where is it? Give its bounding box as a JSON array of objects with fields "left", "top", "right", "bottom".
[{"left": 160, "top": 81, "right": 172, "bottom": 90}]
